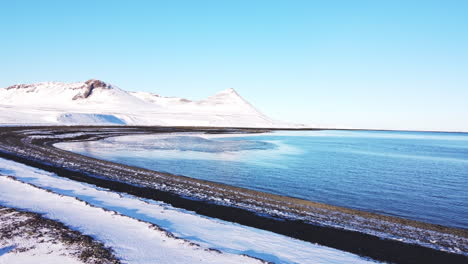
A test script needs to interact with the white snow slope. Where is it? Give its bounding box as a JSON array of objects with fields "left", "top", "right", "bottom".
[
  {"left": 0, "top": 158, "right": 377, "bottom": 264},
  {"left": 0, "top": 79, "right": 300, "bottom": 128}
]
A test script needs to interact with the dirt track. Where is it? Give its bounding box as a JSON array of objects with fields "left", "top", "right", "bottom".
[{"left": 0, "top": 126, "right": 466, "bottom": 264}]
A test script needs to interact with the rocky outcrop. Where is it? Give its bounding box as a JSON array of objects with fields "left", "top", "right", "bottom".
[
  {"left": 72, "top": 79, "right": 112, "bottom": 100},
  {"left": 5, "top": 84, "right": 35, "bottom": 90}
]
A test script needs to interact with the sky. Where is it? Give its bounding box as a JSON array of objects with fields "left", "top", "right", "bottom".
[{"left": 1, "top": 0, "right": 467, "bottom": 131}]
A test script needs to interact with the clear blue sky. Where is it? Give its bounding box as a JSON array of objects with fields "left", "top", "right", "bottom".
[{"left": 1, "top": 0, "right": 467, "bottom": 131}]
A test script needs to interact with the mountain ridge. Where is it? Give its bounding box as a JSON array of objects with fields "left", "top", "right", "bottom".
[{"left": 0, "top": 79, "right": 300, "bottom": 128}]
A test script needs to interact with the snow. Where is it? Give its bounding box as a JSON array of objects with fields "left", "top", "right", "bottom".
[
  {"left": 0, "top": 178, "right": 261, "bottom": 264},
  {"left": 0, "top": 209, "right": 84, "bottom": 264},
  {"left": 0, "top": 243, "right": 82, "bottom": 264},
  {"left": 57, "top": 113, "right": 126, "bottom": 125},
  {"left": 0, "top": 80, "right": 302, "bottom": 128},
  {"left": 0, "top": 158, "right": 377, "bottom": 264}
]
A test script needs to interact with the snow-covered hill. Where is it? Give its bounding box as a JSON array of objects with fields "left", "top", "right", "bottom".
[{"left": 0, "top": 79, "right": 299, "bottom": 127}]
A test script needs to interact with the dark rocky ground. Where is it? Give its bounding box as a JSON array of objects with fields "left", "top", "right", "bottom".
[{"left": 0, "top": 126, "right": 466, "bottom": 264}]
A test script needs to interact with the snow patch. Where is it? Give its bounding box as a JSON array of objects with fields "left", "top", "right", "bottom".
[{"left": 57, "top": 113, "right": 126, "bottom": 125}]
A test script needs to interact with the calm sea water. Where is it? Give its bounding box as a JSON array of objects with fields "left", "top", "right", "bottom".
[{"left": 56, "top": 130, "right": 468, "bottom": 229}]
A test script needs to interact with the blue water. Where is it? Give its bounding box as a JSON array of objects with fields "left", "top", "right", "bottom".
[{"left": 56, "top": 130, "right": 468, "bottom": 229}]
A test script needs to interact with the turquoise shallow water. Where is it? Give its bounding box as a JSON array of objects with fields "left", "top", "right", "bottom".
[{"left": 57, "top": 130, "right": 468, "bottom": 229}]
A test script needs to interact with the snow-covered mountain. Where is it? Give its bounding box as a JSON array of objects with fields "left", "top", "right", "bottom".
[{"left": 0, "top": 79, "right": 299, "bottom": 127}]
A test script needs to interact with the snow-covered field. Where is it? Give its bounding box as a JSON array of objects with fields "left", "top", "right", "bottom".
[
  {"left": 0, "top": 79, "right": 301, "bottom": 128},
  {"left": 0, "top": 177, "right": 262, "bottom": 264},
  {"left": 0, "top": 208, "right": 84, "bottom": 264},
  {"left": 0, "top": 206, "right": 119, "bottom": 264},
  {"left": 0, "top": 157, "right": 377, "bottom": 264}
]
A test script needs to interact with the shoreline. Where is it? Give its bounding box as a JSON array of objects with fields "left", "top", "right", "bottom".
[
  {"left": 0, "top": 126, "right": 466, "bottom": 264},
  {"left": 2, "top": 123, "right": 467, "bottom": 133}
]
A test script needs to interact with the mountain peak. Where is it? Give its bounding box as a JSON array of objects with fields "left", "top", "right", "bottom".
[
  {"left": 210, "top": 88, "right": 243, "bottom": 100},
  {"left": 218, "top": 88, "right": 238, "bottom": 95},
  {"left": 84, "top": 79, "right": 112, "bottom": 88}
]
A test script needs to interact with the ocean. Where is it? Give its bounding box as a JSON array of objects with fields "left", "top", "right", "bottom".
[{"left": 56, "top": 130, "right": 468, "bottom": 229}]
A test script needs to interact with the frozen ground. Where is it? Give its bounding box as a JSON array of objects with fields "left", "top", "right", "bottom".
[
  {"left": 0, "top": 157, "right": 377, "bottom": 264},
  {"left": 0, "top": 176, "right": 263, "bottom": 264},
  {"left": 0, "top": 209, "right": 84, "bottom": 264},
  {"left": 0, "top": 206, "right": 119, "bottom": 264}
]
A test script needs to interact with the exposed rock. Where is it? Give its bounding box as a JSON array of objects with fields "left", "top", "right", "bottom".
[
  {"left": 5, "top": 84, "right": 35, "bottom": 90},
  {"left": 72, "top": 79, "right": 112, "bottom": 100}
]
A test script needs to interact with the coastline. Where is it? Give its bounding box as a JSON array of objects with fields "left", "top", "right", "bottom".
[{"left": 0, "top": 126, "right": 466, "bottom": 264}]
